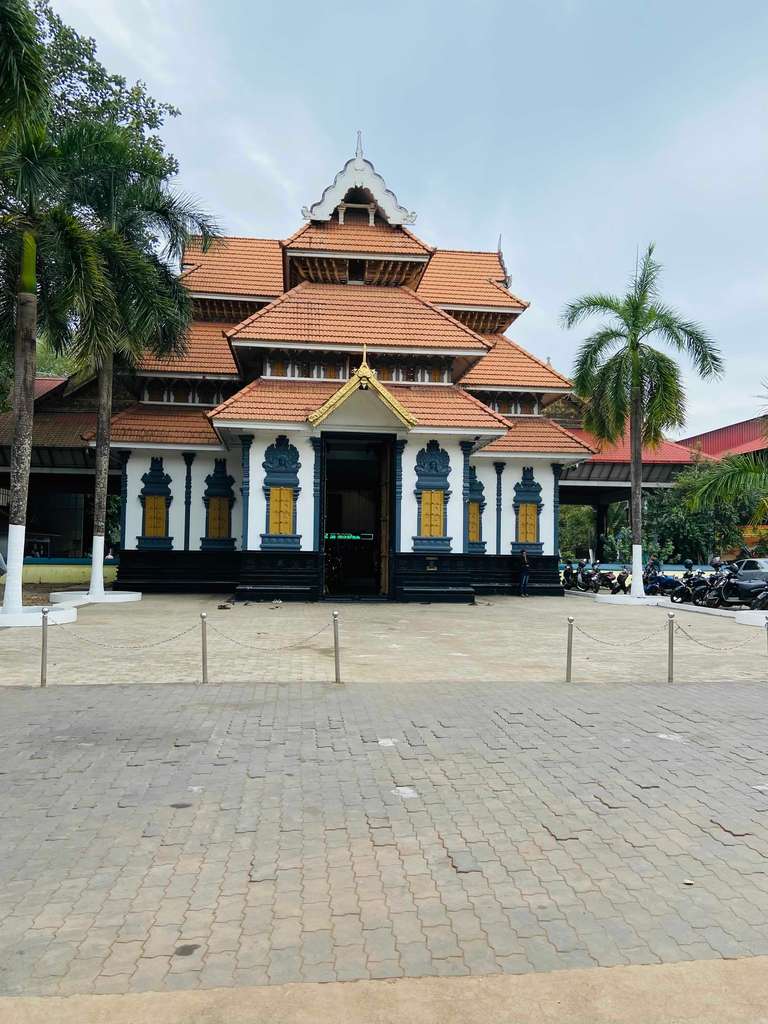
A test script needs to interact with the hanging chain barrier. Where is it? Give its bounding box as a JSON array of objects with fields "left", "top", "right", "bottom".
[
  {"left": 41, "top": 609, "right": 341, "bottom": 687},
  {"left": 566, "top": 613, "right": 768, "bottom": 684}
]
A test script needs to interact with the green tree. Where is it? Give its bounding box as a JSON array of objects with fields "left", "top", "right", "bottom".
[
  {"left": 63, "top": 127, "right": 218, "bottom": 596},
  {"left": 558, "top": 505, "right": 595, "bottom": 561},
  {"left": 562, "top": 244, "right": 723, "bottom": 596}
]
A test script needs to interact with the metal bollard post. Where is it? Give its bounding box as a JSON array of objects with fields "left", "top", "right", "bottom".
[
  {"left": 667, "top": 612, "right": 675, "bottom": 684},
  {"left": 566, "top": 616, "right": 574, "bottom": 683},
  {"left": 332, "top": 611, "right": 342, "bottom": 684},
  {"left": 40, "top": 607, "right": 49, "bottom": 688},
  {"left": 200, "top": 612, "right": 208, "bottom": 685}
]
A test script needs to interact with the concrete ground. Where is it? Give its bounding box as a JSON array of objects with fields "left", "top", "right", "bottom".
[{"left": 1, "top": 592, "right": 767, "bottom": 686}]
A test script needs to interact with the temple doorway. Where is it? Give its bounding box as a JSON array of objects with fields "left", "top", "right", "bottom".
[{"left": 322, "top": 435, "right": 393, "bottom": 597}]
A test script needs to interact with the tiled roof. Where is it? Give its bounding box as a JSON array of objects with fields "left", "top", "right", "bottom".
[
  {"left": 285, "top": 218, "right": 431, "bottom": 256},
  {"left": 34, "top": 376, "right": 67, "bottom": 400},
  {"left": 417, "top": 250, "right": 528, "bottom": 309},
  {"left": 93, "top": 405, "right": 221, "bottom": 446},
  {"left": 571, "top": 429, "right": 696, "bottom": 464},
  {"left": 479, "top": 417, "right": 594, "bottom": 455},
  {"left": 459, "top": 335, "right": 571, "bottom": 390},
  {"left": 210, "top": 378, "right": 508, "bottom": 431},
  {"left": 180, "top": 236, "right": 283, "bottom": 297},
  {"left": 228, "top": 282, "right": 490, "bottom": 352},
  {"left": 0, "top": 411, "right": 95, "bottom": 447},
  {"left": 137, "top": 322, "right": 238, "bottom": 376}
]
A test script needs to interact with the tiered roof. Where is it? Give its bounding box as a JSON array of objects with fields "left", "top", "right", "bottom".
[
  {"left": 181, "top": 237, "right": 283, "bottom": 297},
  {"left": 459, "top": 334, "right": 571, "bottom": 391},
  {"left": 478, "top": 417, "right": 594, "bottom": 456},
  {"left": 417, "top": 250, "right": 527, "bottom": 311},
  {"left": 284, "top": 218, "right": 430, "bottom": 257},
  {"left": 137, "top": 321, "right": 238, "bottom": 376},
  {"left": 227, "top": 282, "right": 491, "bottom": 353},
  {"left": 97, "top": 405, "right": 220, "bottom": 447}
]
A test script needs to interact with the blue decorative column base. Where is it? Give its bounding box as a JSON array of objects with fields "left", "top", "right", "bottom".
[
  {"left": 511, "top": 541, "right": 543, "bottom": 555},
  {"left": 413, "top": 536, "right": 452, "bottom": 552},
  {"left": 137, "top": 536, "right": 173, "bottom": 550},
  {"left": 201, "top": 537, "right": 236, "bottom": 551},
  {"left": 260, "top": 534, "right": 302, "bottom": 550},
  {"left": 468, "top": 540, "right": 487, "bottom": 554}
]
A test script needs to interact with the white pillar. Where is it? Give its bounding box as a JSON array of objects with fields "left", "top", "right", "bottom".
[
  {"left": 87, "top": 534, "right": 106, "bottom": 599},
  {"left": 630, "top": 543, "right": 645, "bottom": 598},
  {"left": 1, "top": 523, "right": 26, "bottom": 613}
]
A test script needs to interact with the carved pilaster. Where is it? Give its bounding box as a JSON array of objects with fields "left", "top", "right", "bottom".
[
  {"left": 493, "top": 461, "right": 505, "bottom": 556},
  {"left": 239, "top": 435, "right": 252, "bottom": 552},
  {"left": 394, "top": 439, "right": 406, "bottom": 553},
  {"left": 310, "top": 437, "right": 322, "bottom": 551},
  {"left": 552, "top": 463, "right": 563, "bottom": 558},
  {"left": 182, "top": 452, "right": 195, "bottom": 552},
  {"left": 460, "top": 441, "right": 474, "bottom": 554}
]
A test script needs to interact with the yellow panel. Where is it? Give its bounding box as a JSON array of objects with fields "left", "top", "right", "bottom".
[
  {"left": 144, "top": 495, "right": 166, "bottom": 537},
  {"left": 518, "top": 502, "right": 538, "bottom": 544},
  {"left": 468, "top": 501, "right": 481, "bottom": 543},
  {"left": 420, "top": 489, "right": 444, "bottom": 538},
  {"left": 269, "top": 486, "right": 294, "bottom": 535},
  {"left": 208, "top": 496, "right": 230, "bottom": 539}
]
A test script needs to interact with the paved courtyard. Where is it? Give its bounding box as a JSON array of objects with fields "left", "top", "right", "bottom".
[
  {"left": 1, "top": 592, "right": 767, "bottom": 686},
  {"left": 3, "top": 672, "right": 768, "bottom": 999}
]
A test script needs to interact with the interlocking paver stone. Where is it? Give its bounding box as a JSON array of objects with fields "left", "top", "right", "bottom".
[{"left": 4, "top": 660, "right": 768, "bottom": 997}]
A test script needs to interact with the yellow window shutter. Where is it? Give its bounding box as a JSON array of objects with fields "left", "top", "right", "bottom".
[
  {"left": 269, "top": 487, "right": 294, "bottom": 535},
  {"left": 144, "top": 495, "right": 166, "bottom": 537},
  {"left": 468, "top": 501, "right": 480, "bottom": 543},
  {"left": 420, "top": 489, "right": 443, "bottom": 537},
  {"left": 208, "top": 496, "right": 229, "bottom": 539},
  {"left": 519, "top": 502, "right": 538, "bottom": 544}
]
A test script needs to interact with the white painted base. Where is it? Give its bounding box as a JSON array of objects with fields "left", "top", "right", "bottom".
[
  {"left": 595, "top": 594, "right": 661, "bottom": 606},
  {"left": 630, "top": 544, "right": 645, "bottom": 599},
  {"left": 735, "top": 610, "right": 768, "bottom": 629},
  {"left": 0, "top": 605, "right": 77, "bottom": 628},
  {"left": 88, "top": 534, "right": 106, "bottom": 599},
  {"left": 49, "top": 590, "right": 142, "bottom": 605},
  {"left": 1, "top": 523, "right": 26, "bottom": 613}
]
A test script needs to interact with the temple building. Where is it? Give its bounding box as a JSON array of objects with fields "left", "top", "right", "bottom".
[{"left": 2, "top": 139, "right": 601, "bottom": 601}]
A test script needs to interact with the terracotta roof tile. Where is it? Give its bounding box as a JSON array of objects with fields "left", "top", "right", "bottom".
[
  {"left": 181, "top": 236, "right": 283, "bottom": 297},
  {"left": 479, "top": 416, "right": 594, "bottom": 455},
  {"left": 0, "top": 411, "right": 95, "bottom": 447},
  {"left": 228, "top": 282, "right": 490, "bottom": 352},
  {"left": 34, "top": 375, "right": 67, "bottom": 400},
  {"left": 459, "top": 334, "right": 571, "bottom": 390},
  {"left": 285, "top": 217, "right": 431, "bottom": 256},
  {"left": 571, "top": 429, "right": 697, "bottom": 464},
  {"left": 137, "top": 321, "right": 238, "bottom": 376},
  {"left": 210, "top": 378, "right": 507, "bottom": 431},
  {"left": 90, "top": 405, "right": 221, "bottom": 446},
  {"left": 417, "top": 250, "right": 528, "bottom": 309}
]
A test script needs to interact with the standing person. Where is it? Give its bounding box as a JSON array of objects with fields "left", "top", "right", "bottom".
[{"left": 519, "top": 548, "right": 530, "bottom": 598}]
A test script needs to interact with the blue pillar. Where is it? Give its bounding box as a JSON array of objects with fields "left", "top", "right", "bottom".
[
  {"left": 493, "top": 461, "right": 505, "bottom": 555},
  {"left": 460, "top": 441, "right": 474, "bottom": 553},
  {"left": 310, "top": 437, "right": 322, "bottom": 551},
  {"left": 182, "top": 452, "right": 195, "bottom": 551},
  {"left": 394, "top": 439, "right": 407, "bottom": 552},
  {"left": 552, "top": 463, "right": 563, "bottom": 558},
  {"left": 119, "top": 450, "right": 131, "bottom": 550},
  {"left": 239, "top": 435, "right": 252, "bottom": 551}
]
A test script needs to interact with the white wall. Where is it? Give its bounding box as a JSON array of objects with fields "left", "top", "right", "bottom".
[
  {"left": 122, "top": 448, "right": 241, "bottom": 551},
  {"left": 247, "top": 430, "right": 315, "bottom": 550},
  {"left": 471, "top": 457, "right": 557, "bottom": 555},
  {"left": 401, "top": 436, "right": 465, "bottom": 552}
]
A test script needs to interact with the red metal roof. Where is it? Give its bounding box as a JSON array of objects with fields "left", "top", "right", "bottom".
[
  {"left": 571, "top": 429, "right": 697, "bottom": 464},
  {"left": 680, "top": 416, "right": 767, "bottom": 457}
]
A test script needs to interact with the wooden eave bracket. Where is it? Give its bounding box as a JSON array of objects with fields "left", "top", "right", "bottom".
[{"left": 307, "top": 359, "right": 417, "bottom": 428}]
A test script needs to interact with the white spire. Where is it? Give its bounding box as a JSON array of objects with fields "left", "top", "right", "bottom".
[{"left": 355, "top": 130, "right": 363, "bottom": 160}]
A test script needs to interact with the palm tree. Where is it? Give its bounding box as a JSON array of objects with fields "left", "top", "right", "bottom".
[
  {"left": 0, "top": 118, "right": 114, "bottom": 615},
  {"left": 63, "top": 133, "right": 219, "bottom": 598},
  {"left": 0, "top": 0, "right": 48, "bottom": 135},
  {"left": 562, "top": 244, "right": 723, "bottom": 597}
]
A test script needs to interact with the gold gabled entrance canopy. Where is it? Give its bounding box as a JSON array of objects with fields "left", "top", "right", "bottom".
[{"left": 307, "top": 353, "right": 417, "bottom": 428}]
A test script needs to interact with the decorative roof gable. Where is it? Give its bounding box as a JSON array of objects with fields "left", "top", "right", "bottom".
[
  {"left": 308, "top": 356, "right": 417, "bottom": 428},
  {"left": 302, "top": 133, "right": 416, "bottom": 226}
]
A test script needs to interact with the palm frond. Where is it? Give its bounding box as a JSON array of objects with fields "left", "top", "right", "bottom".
[
  {"left": 644, "top": 302, "right": 724, "bottom": 379},
  {"left": 118, "top": 179, "right": 220, "bottom": 259},
  {"left": 581, "top": 348, "right": 631, "bottom": 442},
  {"left": 0, "top": 0, "right": 49, "bottom": 132},
  {"left": 639, "top": 345, "right": 686, "bottom": 444},
  {"left": 560, "top": 292, "right": 626, "bottom": 330},
  {"left": 687, "top": 454, "right": 768, "bottom": 525},
  {"left": 571, "top": 326, "right": 628, "bottom": 398}
]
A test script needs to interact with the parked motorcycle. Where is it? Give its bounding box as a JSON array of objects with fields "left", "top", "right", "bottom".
[
  {"left": 592, "top": 562, "right": 617, "bottom": 593},
  {"left": 670, "top": 561, "right": 698, "bottom": 604},
  {"left": 643, "top": 560, "right": 680, "bottom": 597},
  {"left": 575, "top": 560, "right": 594, "bottom": 592},
  {"left": 612, "top": 566, "right": 630, "bottom": 595},
  {"left": 562, "top": 563, "right": 576, "bottom": 590},
  {"left": 703, "top": 564, "right": 766, "bottom": 609},
  {"left": 751, "top": 582, "right": 768, "bottom": 610}
]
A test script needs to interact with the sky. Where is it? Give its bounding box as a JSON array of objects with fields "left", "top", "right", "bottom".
[{"left": 53, "top": 0, "right": 768, "bottom": 436}]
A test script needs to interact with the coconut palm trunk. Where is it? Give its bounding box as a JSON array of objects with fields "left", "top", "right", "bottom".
[
  {"left": 629, "top": 358, "right": 645, "bottom": 597},
  {"left": 3, "top": 232, "right": 37, "bottom": 614},
  {"left": 88, "top": 350, "right": 113, "bottom": 598}
]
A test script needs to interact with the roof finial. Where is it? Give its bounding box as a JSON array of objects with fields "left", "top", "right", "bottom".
[{"left": 356, "top": 130, "right": 363, "bottom": 159}]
